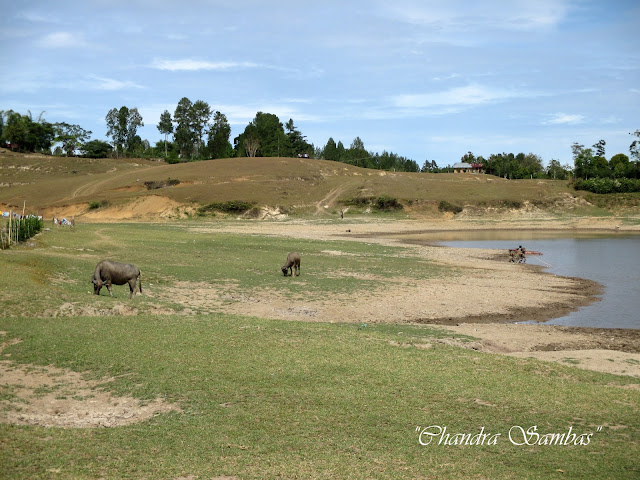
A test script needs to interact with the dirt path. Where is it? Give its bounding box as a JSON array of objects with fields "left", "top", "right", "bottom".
[{"left": 314, "top": 185, "right": 347, "bottom": 215}]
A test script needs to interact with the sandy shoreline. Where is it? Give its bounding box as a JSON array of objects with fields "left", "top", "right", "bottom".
[{"left": 192, "top": 216, "right": 640, "bottom": 378}]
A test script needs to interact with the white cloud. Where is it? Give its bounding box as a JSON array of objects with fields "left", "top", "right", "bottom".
[
  {"left": 379, "top": 0, "right": 570, "bottom": 32},
  {"left": 544, "top": 113, "right": 585, "bottom": 125},
  {"left": 36, "top": 31, "right": 86, "bottom": 48},
  {"left": 218, "top": 103, "right": 324, "bottom": 125},
  {"left": 85, "top": 75, "right": 143, "bottom": 91},
  {"left": 16, "top": 10, "right": 65, "bottom": 24},
  {"left": 150, "top": 58, "right": 262, "bottom": 71},
  {"left": 391, "top": 84, "right": 518, "bottom": 109}
]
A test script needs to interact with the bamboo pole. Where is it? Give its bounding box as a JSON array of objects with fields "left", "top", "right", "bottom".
[{"left": 22, "top": 201, "right": 26, "bottom": 242}]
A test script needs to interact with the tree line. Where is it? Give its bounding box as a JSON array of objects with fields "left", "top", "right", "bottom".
[
  {"left": 2, "top": 106, "right": 638, "bottom": 184},
  {"left": 570, "top": 133, "right": 640, "bottom": 193},
  {"left": 0, "top": 102, "right": 419, "bottom": 172},
  {"left": 571, "top": 136, "right": 639, "bottom": 180}
]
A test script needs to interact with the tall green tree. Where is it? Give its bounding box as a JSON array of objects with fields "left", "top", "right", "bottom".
[
  {"left": 574, "top": 147, "right": 596, "bottom": 180},
  {"left": 105, "top": 106, "right": 144, "bottom": 157},
  {"left": 345, "top": 137, "right": 368, "bottom": 166},
  {"left": 336, "top": 140, "right": 346, "bottom": 161},
  {"left": 190, "top": 100, "right": 211, "bottom": 157},
  {"left": 609, "top": 153, "right": 630, "bottom": 178},
  {"left": 54, "top": 122, "right": 92, "bottom": 156},
  {"left": 126, "top": 108, "right": 144, "bottom": 153},
  {"left": 207, "top": 111, "right": 232, "bottom": 159},
  {"left": 323, "top": 137, "right": 338, "bottom": 161},
  {"left": 546, "top": 159, "right": 571, "bottom": 180},
  {"left": 234, "top": 112, "right": 286, "bottom": 157},
  {"left": 630, "top": 130, "right": 640, "bottom": 178},
  {"left": 172, "top": 98, "right": 211, "bottom": 159},
  {"left": 173, "top": 97, "right": 194, "bottom": 158},
  {"left": 460, "top": 151, "right": 476, "bottom": 164},
  {"left": 285, "top": 118, "right": 312, "bottom": 157},
  {"left": 157, "top": 110, "right": 174, "bottom": 158}
]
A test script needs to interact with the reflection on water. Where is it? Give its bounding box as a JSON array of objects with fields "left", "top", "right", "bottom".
[{"left": 431, "top": 231, "right": 640, "bottom": 330}]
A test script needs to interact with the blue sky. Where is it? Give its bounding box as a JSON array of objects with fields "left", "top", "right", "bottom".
[{"left": 1, "top": 0, "right": 638, "bottom": 167}]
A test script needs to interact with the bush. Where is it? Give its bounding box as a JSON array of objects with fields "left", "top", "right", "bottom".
[
  {"left": 438, "top": 201, "right": 463, "bottom": 214},
  {"left": 374, "top": 196, "right": 403, "bottom": 211},
  {"left": 341, "top": 196, "right": 372, "bottom": 207},
  {"left": 574, "top": 178, "right": 640, "bottom": 194},
  {"left": 340, "top": 196, "right": 403, "bottom": 211},
  {"left": 197, "top": 200, "right": 255, "bottom": 215},
  {"left": 144, "top": 178, "right": 181, "bottom": 190},
  {"left": 500, "top": 200, "right": 523, "bottom": 209},
  {"left": 88, "top": 200, "right": 109, "bottom": 210}
]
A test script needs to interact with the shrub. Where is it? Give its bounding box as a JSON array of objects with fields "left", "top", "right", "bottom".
[
  {"left": 144, "top": 178, "right": 180, "bottom": 190},
  {"left": 88, "top": 199, "right": 109, "bottom": 210},
  {"left": 438, "top": 201, "right": 463, "bottom": 214},
  {"left": 574, "top": 178, "right": 640, "bottom": 194},
  {"left": 500, "top": 200, "right": 523, "bottom": 209},
  {"left": 197, "top": 200, "right": 255, "bottom": 215},
  {"left": 341, "top": 196, "right": 372, "bottom": 207},
  {"left": 340, "top": 196, "right": 403, "bottom": 211},
  {"left": 374, "top": 196, "right": 403, "bottom": 211}
]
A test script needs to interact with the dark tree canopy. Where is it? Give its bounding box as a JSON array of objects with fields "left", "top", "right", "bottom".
[
  {"left": 0, "top": 110, "right": 55, "bottom": 152},
  {"left": 207, "top": 111, "right": 233, "bottom": 159},
  {"left": 81, "top": 139, "right": 113, "bottom": 158},
  {"left": 234, "top": 112, "right": 286, "bottom": 157}
]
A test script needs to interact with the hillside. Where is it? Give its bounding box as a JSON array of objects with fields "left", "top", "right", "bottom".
[{"left": 0, "top": 150, "right": 631, "bottom": 220}]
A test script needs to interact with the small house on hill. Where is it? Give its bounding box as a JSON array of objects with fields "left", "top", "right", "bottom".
[{"left": 453, "top": 162, "right": 484, "bottom": 174}]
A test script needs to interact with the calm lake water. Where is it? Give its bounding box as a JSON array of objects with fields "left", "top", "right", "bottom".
[{"left": 430, "top": 231, "right": 640, "bottom": 330}]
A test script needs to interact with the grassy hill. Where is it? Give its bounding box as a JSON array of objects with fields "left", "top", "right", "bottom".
[{"left": 1, "top": 149, "right": 636, "bottom": 219}]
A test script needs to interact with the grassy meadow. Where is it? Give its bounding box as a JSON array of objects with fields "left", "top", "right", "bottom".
[{"left": 0, "top": 221, "right": 639, "bottom": 479}]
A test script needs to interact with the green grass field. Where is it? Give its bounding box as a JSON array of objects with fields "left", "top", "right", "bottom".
[{"left": 1, "top": 222, "right": 639, "bottom": 479}]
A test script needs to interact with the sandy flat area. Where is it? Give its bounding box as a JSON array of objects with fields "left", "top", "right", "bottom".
[{"left": 191, "top": 216, "right": 640, "bottom": 378}]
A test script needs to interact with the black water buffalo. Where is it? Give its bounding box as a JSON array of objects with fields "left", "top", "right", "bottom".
[
  {"left": 281, "top": 252, "right": 301, "bottom": 276},
  {"left": 91, "top": 260, "right": 142, "bottom": 298}
]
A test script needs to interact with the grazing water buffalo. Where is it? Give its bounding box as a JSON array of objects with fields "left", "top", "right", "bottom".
[
  {"left": 91, "top": 260, "right": 142, "bottom": 298},
  {"left": 281, "top": 252, "right": 301, "bottom": 276}
]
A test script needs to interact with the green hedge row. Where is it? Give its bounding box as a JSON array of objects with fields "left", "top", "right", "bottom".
[{"left": 574, "top": 178, "right": 640, "bottom": 194}]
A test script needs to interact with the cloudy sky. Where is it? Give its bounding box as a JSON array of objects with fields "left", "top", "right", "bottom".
[{"left": 1, "top": 0, "right": 638, "bottom": 166}]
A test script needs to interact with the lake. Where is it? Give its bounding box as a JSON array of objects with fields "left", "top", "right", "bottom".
[{"left": 430, "top": 231, "right": 640, "bottom": 330}]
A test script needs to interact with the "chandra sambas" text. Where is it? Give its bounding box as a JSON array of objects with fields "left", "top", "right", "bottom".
[{"left": 415, "top": 425, "right": 602, "bottom": 446}]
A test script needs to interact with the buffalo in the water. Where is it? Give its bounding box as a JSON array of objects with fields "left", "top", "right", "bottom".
[{"left": 91, "top": 260, "right": 142, "bottom": 298}]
